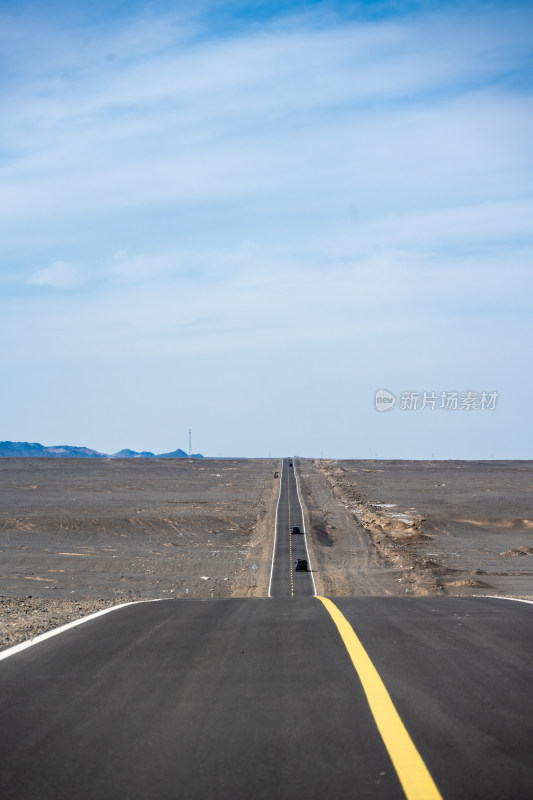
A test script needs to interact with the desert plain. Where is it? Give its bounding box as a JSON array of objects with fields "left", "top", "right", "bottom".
[{"left": 1, "top": 457, "right": 532, "bottom": 649}]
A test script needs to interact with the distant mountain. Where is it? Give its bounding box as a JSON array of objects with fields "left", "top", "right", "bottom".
[
  {"left": 0, "top": 442, "right": 107, "bottom": 458},
  {"left": 112, "top": 449, "right": 156, "bottom": 458},
  {"left": 0, "top": 442, "right": 203, "bottom": 459},
  {"left": 46, "top": 446, "right": 107, "bottom": 458},
  {"left": 157, "top": 448, "right": 189, "bottom": 458},
  {"left": 112, "top": 448, "right": 203, "bottom": 459}
]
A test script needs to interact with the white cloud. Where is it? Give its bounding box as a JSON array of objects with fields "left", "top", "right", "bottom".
[
  {"left": 26, "top": 260, "right": 85, "bottom": 289},
  {"left": 0, "top": 3, "right": 531, "bottom": 232}
]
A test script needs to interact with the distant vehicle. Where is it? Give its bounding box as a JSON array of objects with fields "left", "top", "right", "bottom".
[
  {"left": 291, "top": 526, "right": 302, "bottom": 534},
  {"left": 295, "top": 558, "right": 308, "bottom": 571},
  {"left": 289, "top": 462, "right": 293, "bottom": 467}
]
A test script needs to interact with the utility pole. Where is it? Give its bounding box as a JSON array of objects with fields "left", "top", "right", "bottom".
[{"left": 188, "top": 428, "right": 192, "bottom": 457}]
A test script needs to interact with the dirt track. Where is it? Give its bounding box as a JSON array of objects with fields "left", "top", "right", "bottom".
[{"left": 300, "top": 459, "right": 533, "bottom": 598}]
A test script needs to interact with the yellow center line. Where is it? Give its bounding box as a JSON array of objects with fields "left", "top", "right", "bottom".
[
  {"left": 288, "top": 465, "right": 294, "bottom": 596},
  {"left": 317, "top": 596, "right": 443, "bottom": 800}
]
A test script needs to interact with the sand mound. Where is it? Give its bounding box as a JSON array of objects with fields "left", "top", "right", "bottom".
[
  {"left": 458, "top": 518, "right": 533, "bottom": 529},
  {"left": 500, "top": 546, "right": 533, "bottom": 557}
]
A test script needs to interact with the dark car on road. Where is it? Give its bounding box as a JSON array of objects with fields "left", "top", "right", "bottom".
[
  {"left": 295, "top": 559, "right": 308, "bottom": 571},
  {"left": 291, "top": 526, "right": 302, "bottom": 534}
]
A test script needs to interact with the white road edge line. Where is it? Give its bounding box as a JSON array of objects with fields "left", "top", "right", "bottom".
[
  {"left": 475, "top": 595, "right": 533, "bottom": 606},
  {"left": 0, "top": 599, "right": 165, "bottom": 662},
  {"left": 293, "top": 458, "right": 317, "bottom": 597},
  {"left": 268, "top": 457, "right": 284, "bottom": 598}
]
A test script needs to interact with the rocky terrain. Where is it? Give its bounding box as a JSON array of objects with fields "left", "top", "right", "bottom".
[
  {"left": 300, "top": 459, "right": 533, "bottom": 598},
  {"left": 2, "top": 456, "right": 532, "bottom": 651},
  {"left": 0, "top": 458, "right": 278, "bottom": 649}
]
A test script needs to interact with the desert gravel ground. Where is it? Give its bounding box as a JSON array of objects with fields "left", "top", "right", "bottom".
[
  {"left": 0, "top": 458, "right": 279, "bottom": 649},
  {"left": 2, "top": 457, "right": 532, "bottom": 650},
  {"left": 299, "top": 459, "right": 533, "bottom": 598}
]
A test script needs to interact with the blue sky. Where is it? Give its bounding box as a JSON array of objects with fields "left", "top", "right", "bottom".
[{"left": 1, "top": 0, "right": 532, "bottom": 457}]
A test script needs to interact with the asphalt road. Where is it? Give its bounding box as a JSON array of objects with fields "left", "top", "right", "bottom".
[
  {"left": 269, "top": 458, "right": 315, "bottom": 597},
  {"left": 1, "top": 596, "right": 533, "bottom": 799}
]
